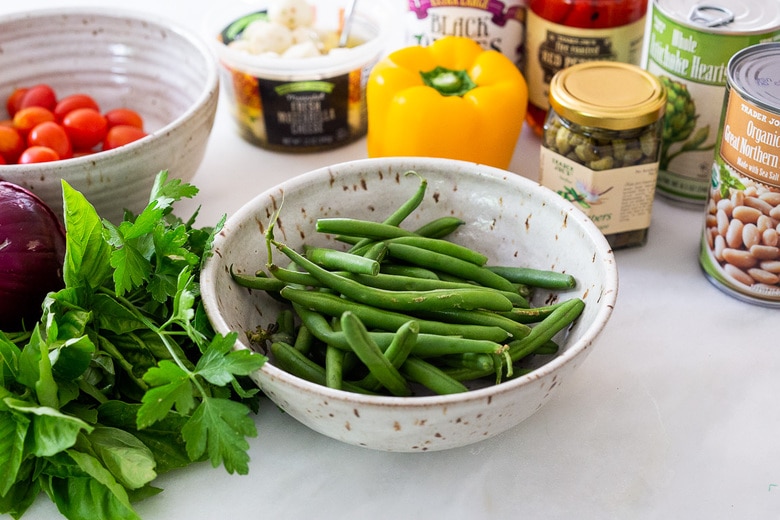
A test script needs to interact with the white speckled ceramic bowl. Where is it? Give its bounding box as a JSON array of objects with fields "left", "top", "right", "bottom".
[
  {"left": 0, "top": 7, "right": 219, "bottom": 223},
  {"left": 201, "top": 157, "right": 618, "bottom": 452}
]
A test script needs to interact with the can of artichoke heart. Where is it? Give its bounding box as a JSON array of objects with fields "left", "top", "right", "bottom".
[
  {"left": 700, "top": 43, "right": 780, "bottom": 307},
  {"left": 643, "top": 0, "right": 780, "bottom": 205}
]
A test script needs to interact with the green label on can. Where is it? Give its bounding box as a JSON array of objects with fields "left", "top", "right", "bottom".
[{"left": 644, "top": 5, "right": 780, "bottom": 204}]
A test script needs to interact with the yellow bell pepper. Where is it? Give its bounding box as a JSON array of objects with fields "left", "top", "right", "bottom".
[{"left": 366, "top": 36, "right": 528, "bottom": 170}]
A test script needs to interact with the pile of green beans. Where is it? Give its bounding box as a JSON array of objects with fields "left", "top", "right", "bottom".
[{"left": 233, "top": 172, "right": 585, "bottom": 396}]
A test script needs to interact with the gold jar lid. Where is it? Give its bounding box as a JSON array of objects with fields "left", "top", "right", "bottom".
[{"left": 548, "top": 62, "right": 667, "bottom": 131}]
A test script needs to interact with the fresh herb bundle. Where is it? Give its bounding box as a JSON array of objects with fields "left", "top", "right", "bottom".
[{"left": 0, "top": 171, "right": 266, "bottom": 520}]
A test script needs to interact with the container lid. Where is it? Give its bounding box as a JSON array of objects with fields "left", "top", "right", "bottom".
[
  {"left": 549, "top": 61, "right": 667, "bottom": 131},
  {"left": 653, "top": 0, "right": 780, "bottom": 34},
  {"left": 728, "top": 42, "right": 780, "bottom": 112}
]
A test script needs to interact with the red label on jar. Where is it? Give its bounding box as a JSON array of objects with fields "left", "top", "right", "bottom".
[{"left": 525, "top": 10, "right": 646, "bottom": 111}]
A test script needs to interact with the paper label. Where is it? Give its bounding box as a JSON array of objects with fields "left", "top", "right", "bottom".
[
  {"left": 719, "top": 88, "right": 780, "bottom": 188},
  {"left": 405, "top": 2, "right": 526, "bottom": 68},
  {"left": 539, "top": 147, "right": 658, "bottom": 236},
  {"left": 525, "top": 10, "right": 645, "bottom": 110}
]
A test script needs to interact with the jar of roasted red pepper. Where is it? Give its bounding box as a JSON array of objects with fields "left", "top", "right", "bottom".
[{"left": 524, "top": 0, "right": 649, "bottom": 136}]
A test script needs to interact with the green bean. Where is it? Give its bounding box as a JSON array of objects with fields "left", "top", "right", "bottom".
[
  {"left": 375, "top": 171, "right": 427, "bottom": 227},
  {"left": 380, "top": 264, "right": 440, "bottom": 280},
  {"left": 269, "top": 341, "right": 374, "bottom": 394},
  {"left": 282, "top": 287, "right": 510, "bottom": 342},
  {"left": 361, "top": 241, "right": 388, "bottom": 262},
  {"left": 486, "top": 265, "right": 577, "bottom": 290},
  {"left": 267, "top": 264, "right": 321, "bottom": 287},
  {"left": 413, "top": 216, "right": 465, "bottom": 238},
  {"left": 440, "top": 352, "right": 495, "bottom": 372},
  {"left": 316, "top": 218, "right": 416, "bottom": 241},
  {"left": 273, "top": 240, "right": 514, "bottom": 313},
  {"left": 497, "top": 301, "right": 569, "bottom": 324},
  {"left": 505, "top": 298, "right": 584, "bottom": 363},
  {"left": 443, "top": 298, "right": 585, "bottom": 381},
  {"left": 347, "top": 171, "right": 427, "bottom": 252},
  {"left": 385, "top": 236, "right": 487, "bottom": 266},
  {"left": 346, "top": 272, "right": 529, "bottom": 308},
  {"left": 325, "top": 345, "right": 345, "bottom": 390},
  {"left": 320, "top": 222, "right": 488, "bottom": 267},
  {"left": 340, "top": 311, "right": 410, "bottom": 397},
  {"left": 535, "top": 339, "right": 559, "bottom": 355},
  {"left": 416, "top": 308, "right": 531, "bottom": 340},
  {"left": 384, "top": 242, "right": 517, "bottom": 292},
  {"left": 293, "top": 324, "right": 315, "bottom": 354},
  {"left": 400, "top": 357, "right": 468, "bottom": 395},
  {"left": 353, "top": 319, "right": 419, "bottom": 392},
  {"left": 276, "top": 309, "right": 296, "bottom": 339},
  {"left": 304, "top": 246, "right": 379, "bottom": 275},
  {"left": 230, "top": 265, "right": 286, "bottom": 292},
  {"left": 293, "top": 302, "right": 507, "bottom": 358}
]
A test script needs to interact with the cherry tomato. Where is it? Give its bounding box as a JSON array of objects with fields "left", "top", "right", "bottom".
[
  {"left": 0, "top": 154, "right": 5, "bottom": 165},
  {"left": 61, "top": 108, "right": 108, "bottom": 150},
  {"left": 12, "top": 106, "right": 56, "bottom": 137},
  {"left": 5, "top": 88, "right": 28, "bottom": 118},
  {"left": 19, "top": 84, "right": 57, "bottom": 112},
  {"left": 28, "top": 121, "right": 73, "bottom": 160},
  {"left": 102, "top": 124, "right": 148, "bottom": 150},
  {"left": 53, "top": 94, "right": 100, "bottom": 122},
  {"left": 19, "top": 145, "right": 60, "bottom": 164},
  {"left": 104, "top": 108, "right": 144, "bottom": 130},
  {"left": 0, "top": 126, "right": 25, "bottom": 163}
]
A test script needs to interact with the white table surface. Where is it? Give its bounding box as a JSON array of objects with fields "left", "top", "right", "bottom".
[{"left": 5, "top": 1, "right": 780, "bottom": 519}]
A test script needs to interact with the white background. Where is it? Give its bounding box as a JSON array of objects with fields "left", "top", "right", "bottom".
[{"left": 3, "top": 1, "right": 780, "bottom": 519}]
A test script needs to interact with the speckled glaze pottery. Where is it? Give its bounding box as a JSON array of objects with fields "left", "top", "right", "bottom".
[
  {"left": 0, "top": 7, "right": 218, "bottom": 223},
  {"left": 201, "top": 157, "right": 619, "bottom": 452}
]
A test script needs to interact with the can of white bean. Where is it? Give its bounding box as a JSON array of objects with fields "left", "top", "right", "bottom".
[
  {"left": 700, "top": 42, "right": 780, "bottom": 306},
  {"left": 644, "top": 0, "right": 780, "bottom": 205}
]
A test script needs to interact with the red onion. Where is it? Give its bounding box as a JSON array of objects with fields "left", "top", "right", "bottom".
[{"left": 0, "top": 181, "right": 66, "bottom": 330}]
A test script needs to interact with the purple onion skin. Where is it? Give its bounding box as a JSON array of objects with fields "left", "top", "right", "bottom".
[{"left": 0, "top": 182, "right": 66, "bottom": 330}]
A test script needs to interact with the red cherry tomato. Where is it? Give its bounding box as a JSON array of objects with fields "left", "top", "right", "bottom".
[
  {"left": 102, "top": 124, "right": 148, "bottom": 150},
  {"left": 104, "top": 108, "right": 144, "bottom": 130},
  {"left": 19, "top": 84, "right": 57, "bottom": 112},
  {"left": 0, "top": 125, "right": 25, "bottom": 163},
  {"left": 19, "top": 145, "right": 60, "bottom": 164},
  {"left": 62, "top": 108, "right": 108, "bottom": 150},
  {"left": 0, "top": 154, "right": 5, "bottom": 165},
  {"left": 28, "top": 121, "right": 73, "bottom": 160},
  {"left": 5, "top": 88, "right": 28, "bottom": 118},
  {"left": 54, "top": 94, "right": 100, "bottom": 122},
  {"left": 12, "top": 106, "right": 56, "bottom": 137}
]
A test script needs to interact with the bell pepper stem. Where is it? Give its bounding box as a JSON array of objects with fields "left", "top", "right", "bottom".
[{"left": 420, "top": 66, "right": 476, "bottom": 97}]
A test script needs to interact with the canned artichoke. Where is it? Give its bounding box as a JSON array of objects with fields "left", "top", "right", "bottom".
[
  {"left": 539, "top": 61, "right": 666, "bottom": 249},
  {"left": 644, "top": 0, "right": 780, "bottom": 205}
]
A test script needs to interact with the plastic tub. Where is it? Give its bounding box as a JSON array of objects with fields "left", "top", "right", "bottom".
[{"left": 212, "top": 0, "right": 392, "bottom": 152}]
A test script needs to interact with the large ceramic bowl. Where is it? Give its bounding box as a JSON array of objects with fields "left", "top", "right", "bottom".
[
  {"left": 201, "top": 157, "right": 619, "bottom": 452},
  {"left": 0, "top": 7, "right": 219, "bottom": 223}
]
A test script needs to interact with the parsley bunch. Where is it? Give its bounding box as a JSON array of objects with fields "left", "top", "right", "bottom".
[{"left": 0, "top": 172, "right": 266, "bottom": 520}]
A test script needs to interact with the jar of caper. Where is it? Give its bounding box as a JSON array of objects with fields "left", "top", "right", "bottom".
[{"left": 539, "top": 61, "right": 666, "bottom": 249}]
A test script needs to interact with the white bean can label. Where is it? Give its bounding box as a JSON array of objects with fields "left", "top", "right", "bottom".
[
  {"left": 700, "top": 46, "right": 780, "bottom": 305},
  {"left": 405, "top": 1, "right": 526, "bottom": 69}
]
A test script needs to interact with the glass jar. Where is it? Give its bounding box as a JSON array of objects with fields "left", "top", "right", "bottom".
[
  {"left": 539, "top": 61, "right": 666, "bottom": 249},
  {"left": 524, "top": 0, "right": 649, "bottom": 136}
]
